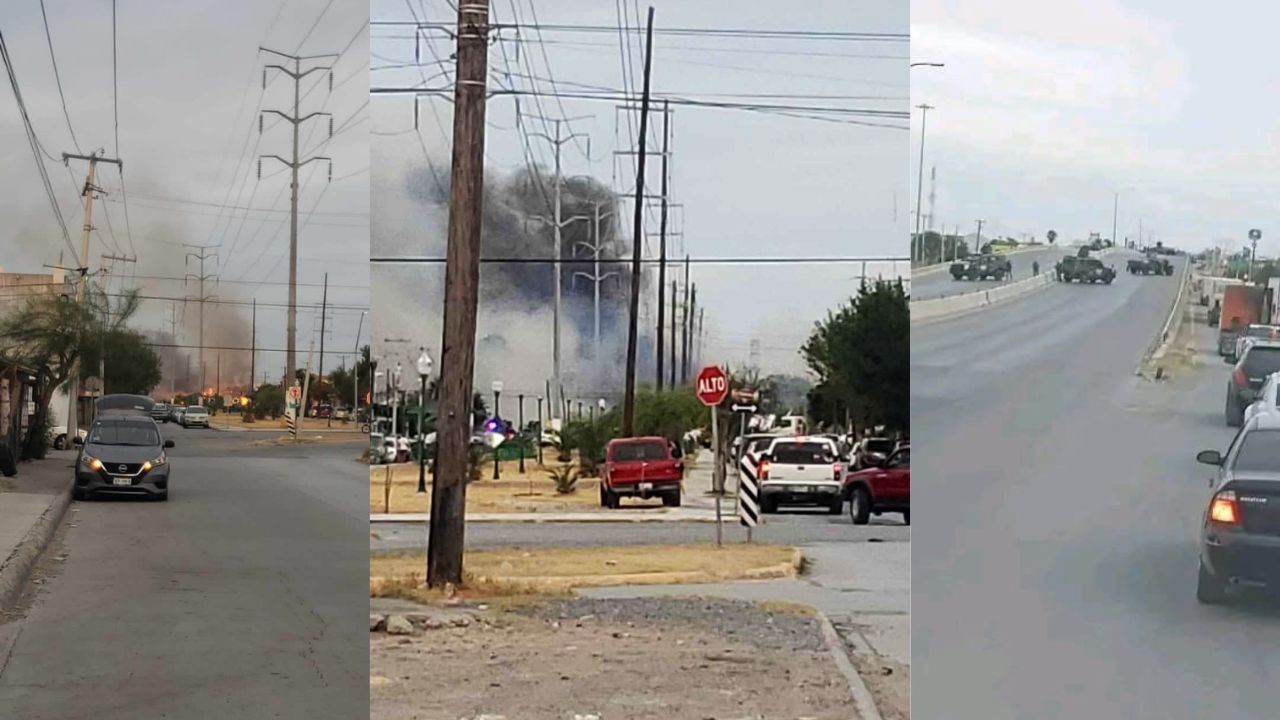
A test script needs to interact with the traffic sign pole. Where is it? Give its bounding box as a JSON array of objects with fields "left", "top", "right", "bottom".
[
  {"left": 712, "top": 404, "right": 721, "bottom": 547},
  {"left": 695, "top": 365, "right": 730, "bottom": 547}
]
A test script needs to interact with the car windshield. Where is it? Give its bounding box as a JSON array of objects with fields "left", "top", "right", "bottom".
[
  {"left": 1231, "top": 429, "right": 1280, "bottom": 473},
  {"left": 771, "top": 442, "right": 833, "bottom": 464},
  {"left": 88, "top": 423, "right": 160, "bottom": 447},
  {"left": 863, "top": 439, "right": 894, "bottom": 454},
  {"left": 1242, "top": 347, "right": 1280, "bottom": 376},
  {"left": 612, "top": 442, "right": 668, "bottom": 461}
]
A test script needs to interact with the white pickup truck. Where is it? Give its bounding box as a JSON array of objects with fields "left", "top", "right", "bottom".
[{"left": 757, "top": 436, "right": 844, "bottom": 514}]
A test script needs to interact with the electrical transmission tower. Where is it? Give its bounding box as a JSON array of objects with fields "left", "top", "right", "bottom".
[
  {"left": 184, "top": 245, "right": 218, "bottom": 392},
  {"left": 258, "top": 47, "right": 337, "bottom": 393},
  {"left": 572, "top": 201, "right": 620, "bottom": 350}
]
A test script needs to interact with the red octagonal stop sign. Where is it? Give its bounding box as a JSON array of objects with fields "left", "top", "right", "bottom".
[{"left": 695, "top": 365, "right": 729, "bottom": 406}]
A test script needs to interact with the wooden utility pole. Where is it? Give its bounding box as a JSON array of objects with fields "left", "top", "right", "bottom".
[
  {"left": 62, "top": 151, "right": 121, "bottom": 443},
  {"left": 250, "top": 299, "right": 256, "bottom": 395},
  {"left": 669, "top": 279, "right": 677, "bottom": 387},
  {"left": 622, "top": 6, "right": 655, "bottom": 437},
  {"left": 427, "top": 0, "right": 490, "bottom": 589},
  {"left": 318, "top": 272, "right": 328, "bottom": 380},
  {"left": 687, "top": 283, "right": 697, "bottom": 379},
  {"left": 680, "top": 256, "right": 691, "bottom": 383},
  {"left": 656, "top": 99, "right": 670, "bottom": 390}
]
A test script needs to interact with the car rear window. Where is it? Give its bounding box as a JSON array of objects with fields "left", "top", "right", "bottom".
[
  {"left": 1232, "top": 429, "right": 1280, "bottom": 473},
  {"left": 1243, "top": 347, "right": 1280, "bottom": 376},
  {"left": 89, "top": 423, "right": 160, "bottom": 447},
  {"left": 612, "top": 442, "right": 668, "bottom": 461},
  {"left": 863, "top": 439, "right": 893, "bottom": 454},
  {"left": 771, "top": 442, "right": 833, "bottom": 464},
  {"left": 186, "top": 406, "right": 207, "bottom": 413}
]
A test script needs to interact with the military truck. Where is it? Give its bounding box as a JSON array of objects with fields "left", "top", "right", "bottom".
[
  {"left": 1126, "top": 254, "right": 1173, "bottom": 275},
  {"left": 950, "top": 253, "right": 1012, "bottom": 281},
  {"left": 1056, "top": 255, "right": 1115, "bottom": 284}
]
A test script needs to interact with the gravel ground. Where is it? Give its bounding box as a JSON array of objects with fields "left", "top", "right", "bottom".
[
  {"left": 524, "top": 596, "right": 826, "bottom": 652},
  {"left": 371, "top": 596, "right": 857, "bottom": 720}
]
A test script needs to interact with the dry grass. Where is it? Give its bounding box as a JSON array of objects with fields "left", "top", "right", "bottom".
[
  {"left": 368, "top": 460, "right": 611, "bottom": 514},
  {"left": 209, "top": 414, "right": 359, "bottom": 431},
  {"left": 370, "top": 542, "right": 796, "bottom": 599}
]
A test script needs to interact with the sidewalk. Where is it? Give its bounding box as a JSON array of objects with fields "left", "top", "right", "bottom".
[{"left": 1, "top": 452, "right": 74, "bottom": 614}]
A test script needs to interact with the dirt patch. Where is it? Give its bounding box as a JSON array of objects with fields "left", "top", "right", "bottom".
[
  {"left": 371, "top": 543, "right": 797, "bottom": 597},
  {"left": 851, "top": 652, "right": 909, "bottom": 720},
  {"left": 368, "top": 461, "right": 643, "bottom": 514},
  {"left": 370, "top": 596, "right": 856, "bottom": 720}
]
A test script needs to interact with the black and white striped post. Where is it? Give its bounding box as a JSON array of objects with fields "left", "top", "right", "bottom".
[{"left": 733, "top": 401, "right": 760, "bottom": 541}]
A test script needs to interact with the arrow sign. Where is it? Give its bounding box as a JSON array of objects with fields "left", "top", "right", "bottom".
[{"left": 731, "top": 404, "right": 757, "bottom": 414}]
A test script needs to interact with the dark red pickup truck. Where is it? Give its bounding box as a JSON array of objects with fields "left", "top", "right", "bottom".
[
  {"left": 842, "top": 446, "right": 910, "bottom": 525},
  {"left": 600, "top": 436, "right": 683, "bottom": 509}
]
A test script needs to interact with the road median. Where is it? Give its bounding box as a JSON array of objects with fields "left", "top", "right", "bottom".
[{"left": 912, "top": 272, "right": 1054, "bottom": 325}]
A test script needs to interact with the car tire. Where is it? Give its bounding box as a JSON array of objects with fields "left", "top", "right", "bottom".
[
  {"left": 760, "top": 495, "right": 777, "bottom": 514},
  {"left": 902, "top": 511, "right": 910, "bottom": 525},
  {"left": 827, "top": 495, "right": 843, "bottom": 515},
  {"left": 599, "top": 483, "right": 609, "bottom": 508},
  {"left": 54, "top": 434, "right": 67, "bottom": 450},
  {"left": 72, "top": 487, "right": 86, "bottom": 501},
  {"left": 1196, "top": 560, "right": 1227, "bottom": 604},
  {"left": 662, "top": 491, "right": 682, "bottom": 508},
  {"left": 849, "top": 486, "right": 871, "bottom": 525}
]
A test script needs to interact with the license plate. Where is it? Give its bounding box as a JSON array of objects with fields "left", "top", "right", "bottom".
[
  {"left": 112, "top": 476, "right": 131, "bottom": 487},
  {"left": 639, "top": 482, "right": 652, "bottom": 491}
]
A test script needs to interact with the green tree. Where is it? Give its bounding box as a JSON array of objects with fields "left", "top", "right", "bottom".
[
  {"left": 800, "top": 280, "right": 909, "bottom": 434},
  {"left": 0, "top": 287, "right": 140, "bottom": 458},
  {"left": 78, "top": 328, "right": 162, "bottom": 395},
  {"left": 253, "top": 383, "right": 285, "bottom": 419}
]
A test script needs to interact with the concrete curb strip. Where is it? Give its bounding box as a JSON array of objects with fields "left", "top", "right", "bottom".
[
  {"left": 370, "top": 512, "right": 722, "bottom": 524},
  {"left": 817, "top": 610, "right": 883, "bottom": 720},
  {"left": 911, "top": 272, "right": 1054, "bottom": 325},
  {"left": 0, "top": 478, "right": 73, "bottom": 613}
]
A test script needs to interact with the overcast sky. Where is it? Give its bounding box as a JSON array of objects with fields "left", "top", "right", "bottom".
[
  {"left": 371, "top": 0, "right": 907, "bottom": 395},
  {"left": 0, "top": 0, "right": 368, "bottom": 391},
  {"left": 912, "top": 0, "right": 1280, "bottom": 256}
]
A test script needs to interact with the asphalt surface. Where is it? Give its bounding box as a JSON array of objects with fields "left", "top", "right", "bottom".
[
  {"left": 370, "top": 511, "right": 910, "bottom": 552},
  {"left": 911, "top": 245, "right": 1069, "bottom": 300},
  {"left": 913, "top": 256, "right": 1280, "bottom": 719},
  {"left": 0, "top": 424, "right": 369, "bottom": 719}
]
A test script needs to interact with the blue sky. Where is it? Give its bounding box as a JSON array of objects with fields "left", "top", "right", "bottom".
[{"left": 912, "top": 0, "right": 1280, "bottom": 256}]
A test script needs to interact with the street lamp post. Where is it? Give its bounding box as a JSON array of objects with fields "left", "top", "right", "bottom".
[
  {"left": 492, "top": 380, "right": 503, "bottom": 480},
  {"left": 416, "top": 348, "right": 433, "bottom": 493},
  {"left": 517, "top": 393, "right": 525, "bottom": 474},
  {"left": 536, "top": 395, "right": 544, "bottom": 465},
  {"left": 909, "top": 62, "right": 944, "bottom": 264}
]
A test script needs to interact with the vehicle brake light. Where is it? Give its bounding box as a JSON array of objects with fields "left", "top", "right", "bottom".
[
  {"left": 832, "top": 463, "right": 842, "bottom": 480},
  {"left": 758, "top": 460, "right": 770, "bottom": 480},
  {"left": 1210, "top": 491, "right": 1240, "bottom": 525},
  {"left": 1233, "top": 368, "right": 1248, "bottom": 387}
]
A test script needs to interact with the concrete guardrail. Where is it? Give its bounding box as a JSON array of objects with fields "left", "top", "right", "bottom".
[{"left": 911, "top": 272, "right": 1054, "bottom": 324}]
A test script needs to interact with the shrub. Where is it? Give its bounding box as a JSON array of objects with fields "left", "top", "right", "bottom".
[{"left": 546, "top": 464, "right": 579, "bottom": 494}]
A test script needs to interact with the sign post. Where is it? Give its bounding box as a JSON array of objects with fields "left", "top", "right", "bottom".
[
  {"left": 695, "top": 365, "right": 730, "bottom": 546},
  {"left": 730, "top": 393, "right": 759, "bottom": 540},
  {"left": 286, "top": 384, "right": 301, "bottom": 439}
]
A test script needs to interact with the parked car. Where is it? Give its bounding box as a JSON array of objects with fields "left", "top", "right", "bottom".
[
  {"left": 852, "top": 437, "right": 896, "bottom": 471},
  {"left": 151, "top": 402, "right": 171, "bottom": 423},
  {"left": 1244, "top": 372, "right": 1280, "bottom": 426},
  {"left": 756, "top": 436, "right": 844, "bottom": 514},
  {"left": 843, "top": 445, "right": 910, "bottom": 525},
  {"left": 311, "top": 403, "right": 333, "bottom": 419},
  {"left": 170, "top": 406, "right": 186, "bottom": 424},
  {"left": 599, "top": 436, "right": 683, "bottom": 509},
  {"left": 72, "top": 414, "right": 174, "bottom": 501},
  {"left": 1228, "top": 324, "right": 1280, "bottom": 363},
  {"left": 1193, "top": 414, "right": 1280, "bottom": 603},
  {"left": 1225, "top": 341, "right": 1280, "bottom": 426},
  {"left": 50, "top": 425, "right": 88, "bottom": 451},
  {"left": 180, "top": 406, "right": 210, "bottom": 428},
  {"left": 334, "top": 407, "right": 351, "bottom": 421}
]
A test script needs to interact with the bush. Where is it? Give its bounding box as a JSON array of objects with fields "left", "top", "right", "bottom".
[
  {"left": 546, "top": 464, "right": 579, "bottom": 494},
  {"left": 561, "top": 417, "right": 611, "bottom": 477},
  {"left": 466, "top": 444, "right": 489, "bottom": 483}
]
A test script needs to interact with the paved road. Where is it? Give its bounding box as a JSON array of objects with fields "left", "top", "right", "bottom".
[
  {"left": 0, "top": 425, "right": 369, "bottom": 719},
  {"left": 371, "top": 513, "right": 909, "bottom": 552},
  {"left": 913, "top": 257, "right": 1280, "bottom": 719},
  {"left": 912, "top": 245, "right": 1069, "bottom": 301}
]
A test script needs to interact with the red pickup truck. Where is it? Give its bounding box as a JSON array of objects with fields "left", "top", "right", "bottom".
[
  {"left": 600, "top": 436, "right": 683, "bottom": 509},
  {"left": 842, "top": 445, "right": 909, "bottom": 525}
]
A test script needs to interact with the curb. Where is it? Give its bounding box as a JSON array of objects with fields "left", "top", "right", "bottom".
[
  {"left": 1135, "top": 258, "right": 1193, "bottom": 377},
  {"left": 370, "top": 513, "right": 722, "bottom": 524},
  {"left": 817, "top": 610, "right": 883, "bottom": 720},
  {"left": 0, "top": 478, "right": 73, "bottom": 613},
  {"left": 370, "top": 551, "right": 802, "bottom": 595}
]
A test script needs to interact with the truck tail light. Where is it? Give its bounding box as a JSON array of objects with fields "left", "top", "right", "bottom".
[
  {"left": 1234, "top": 368, "right": 1248, "bottom": 387},
  {"left": 832, "top": 463, "right": 842, "bottom": 480},
  {"left": 1209, "top": 490, "right": 1240, "bottom": 526},
  {"left": 758, "top": 460, "right": 770, "bottom": 480}
]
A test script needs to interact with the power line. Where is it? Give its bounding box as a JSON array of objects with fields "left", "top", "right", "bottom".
[
  {"left": 37, "top": 0, "right": 81, "bottom": 153},
  {"left": 374, "top": 21, "right": 909, "bottom": 42},
  {"left": 370, "top": 255, "right": 910, "bottom": 265},
  {"left": 296, "top": 0, "right": 337, "bottom": 52},
  {"left": 0, "top": 30, "right": 76, "bottom": 259}
]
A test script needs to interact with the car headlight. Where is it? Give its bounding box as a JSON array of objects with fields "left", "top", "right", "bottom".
[
  {"left": 142, "top": 455, "right": 167, "bottom": 472},
  {"left": 80, "top": 454, "right": 103, "bottom": 471}
]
